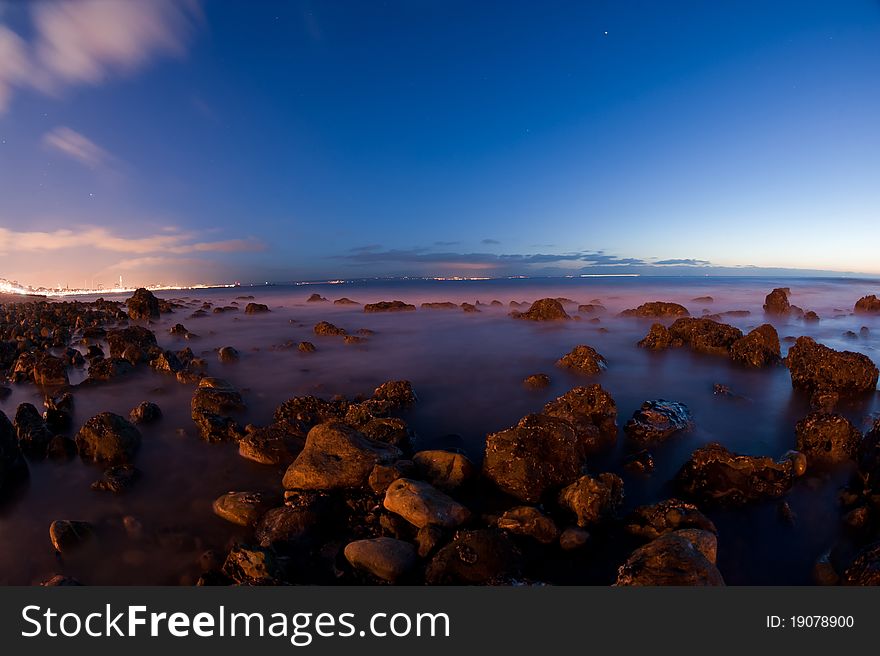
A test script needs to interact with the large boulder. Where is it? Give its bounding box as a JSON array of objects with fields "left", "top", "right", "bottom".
[
  {"left": 344, "top": 537, "right": 417, "bottom": 583},
  {"left": 620, "top": 302, "right": 689, "bottom": 318},
  {"left": 238, "top": 424, "right": 305, "bottom": 466},
  {"left": 282, "top": 422, "right": 400, "bottom": 490},
  {"left": 542, "top": 384, "right": 618, "bottom": 452},
  {"left": 555, "top": 345, "right": 607, "bottom": 374},
  {"left": 483, "top": 414, "right": 585, "bottom": 503},
  {"left": 75, "top": 412, "right": 141, "bottom": 464},
  {"left": 763, "top": 288, "right": 791, "bottom": 315},
  {"left": 33, "top": 354, "right": 69, "bottom": 387},
  {"left": 637, "top": 323, "right": 673, "bottom": 350},
  {"left": 786, "top": 336, "right": 878, "bottom": 395},
  {"left": 511, "top": 298, "right": 570, "bottom": 321},
  {"left": 14, "top": 403, "right": 52, "bottom": 458},
  {"left": 127, "top": 288, "right": 160, "bottom": 321},
  {"left": 624, "top": 400, "right": 693, "bottom": 443},
  {"left": 666, "top": 318, "right": 742, "bottom": 356},
  {"left": 795, "top": 412, "right": 861, "bottom": 466},
  {"left": 615, "top": 532, "right": 724, "bottom": 586},
  {"left": 0, "top": 410, "right": 28, "bottom": 496},
  {"left": 383, "top": 478, "right": 471, "bottom": 528},
  {"left": 854, "top": 295, "right": 880, "bottom": 314},
  {"left": 212, "top": 491, "right": 277, "bottom": 527},
  {"left": 372, "top": 380, "right": 417, "bottom": 409},
  {"left": 106, "top": 326, "right": 157, "bottom": 363},
  {"left": 676, "top": 442, "right": 804, "bottom": 507},
  {"left": 425, "top": 529, "right": 522, "bottom": 584},
  {"left": 411, "top": 450, "right": 477, "bottom": 491},
  {"left": 729, "top": 324, "right": 781, "bottom": 368},
  {"left": 191, "top": 377, "right": 245, "bottom": 416},
  {"left": 364, "top": 300, "right": 416, "bottom": 313},
  {"left": 497, "top": 506, "right": 559, "bottom": 544},
  {"left": 557, "top": 473, "right": 624, "bottom": 528}
]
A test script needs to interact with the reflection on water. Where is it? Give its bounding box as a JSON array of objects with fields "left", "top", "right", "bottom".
[{"left": 1, "top": 277, "right": 878, "bottom": 584}]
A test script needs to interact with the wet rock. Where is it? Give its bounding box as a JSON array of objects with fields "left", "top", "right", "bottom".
[
  {"left": 373, "top": 379, "right": 417, "bottom": 409},
  {"left": 559, "top": 526, "right": 590, "bottom": 550},
  {"left": 637, "top": 323, "right": 673, "bottom": 350},
  {"left": 623, "top": 449, "right": 655, "bottom": 474},
  {"left": 666, "top": 317, "right": 743, "bottom": 356},
  {"left": 49, "top": 520, "right": 94, "bottom": 553},
  {"left": 763, "top": 288, "right": 791, "bottom": 315},
  {"left": 238, "top": 424, "right": 305, "bottom": 466},
  {"left": 307, "top": 293, "right": 328, "bottom": 302},
  {"left": 91, "top": 464, "right": 140, "bottom": 493},
  {"left": 786, "top": 336, "right": 878, "bottom": 395},
  {"left": 729, "top": 324, "right": 781, "bottom": 368},
  {"left": 557, "top": 473, "right": 624, "bottom": 528},
  {"left": 415, "top": 525, "right": 446, "bottom": 558},
  {"left": 169, "top": 323, "right": 194, "bottom": 338},
  {"left": 127, "top": 288, "right": 160, "bottom": 321},
  {"left": 0, "top": 410, "right": 28, "bottom": 495},
  {"left": 75, "top": 412, "right": 142, "bottom": 464},
  {"left": 106, "top": 326, "right": 157, "bottom": 363},
  {"left": 543, "top": 384, "right": 618, "bottom": 453},
  {"left": 383, "top": 478, "right": 471, "bottom": 528},
  {"left": 804, "top": 310, "right": 820, "bottom": 323},
  {"left": 33, "top": 354, "right": 69, "bottom": 387},
  {"left": 222, "top": 545, "right": 282, "bottom": 584},
  {"left": 149, "top": 350, "right": 182, "bottom": 374},
  {"left": 191, "top": 377, "right": 245, "bottom": 416},
  {"left": 344, "top": 537, "right": 417, "bottom": 582},
  {"left": 14, "top": 403, "right": 52, "bottom": 458},
  {"left": 624, "top": 400, "right": 693, "bottom": 443},
  {"left": 483, "top": 414, "right": 585, "bottom": 503},
  {"left": 298, "top": 341, "right": 316, "bottom": 353},
  {"left": 254, "top": 506, "right": 320, "bottom": 550},
  {"left": 364, "top": 300, "right": 416, "bottom": 313},
  {"left": 460, "top": 302, "right": 480, "bottom": 313},
  {"left": 213, "top": 491, "right": 278, "bottom": 527},
  {"left": 244, "top": 303, "right": 270, "bottom": 314},
  {"left": 283, "top": 422, "right": 401, "bottom": 490},
  {"left": 274, "top": 395, "right": 346, "bottom": 428},
  {"left": 855, "top": 295, "right": 880, "bottom": 314},
  {"left": 192, "top": 412, "right": 244, "bottom": 443},
  {"left": 555, "top": 344, "right": 607, "bottom": 375},
  {"left": 129, "top": 401, "right": 162, "bottom": 425},
  {"left": 425, "top": 529, "right": 522, "bottom": 584},
  {"left": 578, "top": 303, "right": 606, "bottom": 314},
  {"left": 412, "top": 450, "right": 477, "bottom": 491},
  {"left": 497, "top": 506, "right": 559, "bottom": 544},
  {"left": 795, "top": 412, "right": 861, "bottom": 466},
  {"left": 523, "top": 373, "right": 551, "bottom": 389},
  {"left": 625, "top": 499, "right": 717, "bottom": 541},
  {"left": 334, "top": 297, "right": 359, "bottom": 305},
  {"left": 511, "top": 298, "right": 570, "bottom": 321},
  {"left": 359, "top": 417, "right": 412, "bottom": 449},
  {"left": 368, "top": 460, "right": 417, "bottom": 494},
  {"left": 620, "top": 302, "right": 689, "bottom": 318},
  {"left": 313, "top": 321, "right": 347, "bottom": 336},
  {"left": 676, "top": 442, "right": 802, "bottom": 506},
  {"left": 86, "top": 357, "right": 134, "bottom": 382},
  {"left": 615, "top": 532, "right": 724, "bottom": 586},
  {"left": 218, "top": 346, "right": 240, "bottom": 363}
]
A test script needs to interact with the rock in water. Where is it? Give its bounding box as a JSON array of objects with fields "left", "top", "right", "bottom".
[
  {"left": 130, "top": 401, "right": 162, "bottom": 425},
  {"left": 363, "top": 300, "right": 416, "bottom": 313},
  {"left": 497, "top": 506, "right": 559, "bottom": 544},
  {"left": 412, "top": 450, "right": 477, "bottom": 491},
  {"left": 795, "top": 412, "right": 861, "bottom": 466},
  {"left": 383, "top": 478, "right": 471, "bottom": 528},
  {"left": 213, "top": 491, "right": 277, "bottom": 526},
  {"left": 49, "top": 520, "right": 94, "bottom": 553},
  {"left": 523, "top": 373, "right": 551, "bottom": 389},
  {"left": 14, "top": 403, "right": 52, "bottom": 459},
  {"left": 75, "top": 412, "right": 142, "bottom": 464},
  {"left": 676, "top": 442, "right": 804, "bottom": 506},
  {"left": 729, "top": 324, "right": 781, "bottom": 368},
  {"left": 557, "top": 473, "right": 624, "bottom": 528},
  {"left": 616, "top": 532, "right": 724, "bottom": 586},
  {"left": 33, "top": 354, "right": 69, "bottom": 387},
  {"left": 786, "top": 336, "right": 878, "bottom": 395},
  {"left": 425, "top": 529, "right": 522, "bottom": 584},
  {"left": 543, "top": 384, "right": 618, "bottom": 453},
  {"left": 854, "top": 295, "right": 880, "bottom": 314},
  {"left": 637, "top": 323, "right": 673, "bottom": 350},
  {"left": 344, "top": 537, "right": 417, "bottom": 582},
  {"left": 127, "top": 288, "right": 160, "bottom": 320},
  {"left": 372, "top": 380, "right": 417, "bottom": 408},
  {"left": 763, "top": 288, "right": 791, "bottom": 315},
  {"left": 222, "top": 545, "right": 282, "bottom": 584},
  {"left": 624, "top": 400, "right": 693, "bottom": 443},
  {"left": 244, "top": 303, "right": 270, "bottom": 314},
  {"left": 619, "top": 302, "right": 689, "bottom": 318},
  {"left": 282, "top": 422, "right": 401, "bottom": 490},
  {"left": 666, "top": 317, "right": 742, "bottom": 356},
  {"left": 555, "top": 345, "right": 607, "bottom": 374},
  {"left": 511, "top": 298, "right": 570, "bottom": 321},
  {"left": 625, "top": 499, "right": 717, "bottom": 540},
  {"left": 483, "top": 413, "right": 585, "bottom": 503}
]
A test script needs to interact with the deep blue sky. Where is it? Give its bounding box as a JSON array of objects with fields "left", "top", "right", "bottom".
[{"left": 1, "top": 0, "right": 878, "bottom": 287}]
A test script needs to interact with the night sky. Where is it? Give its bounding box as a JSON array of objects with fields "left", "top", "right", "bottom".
[{"left": 1, "top": 0, "right": 879, "bottom": 288}]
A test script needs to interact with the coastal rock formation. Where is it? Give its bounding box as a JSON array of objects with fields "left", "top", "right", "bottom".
[
  {"left": 106, "top": 326, "right": 157, "bottom": 363},
  {"left": 729, "top": 324, "right": 781, "bottom": 368},
  {"left": 637, "top": 323, "right": 673, "bottom": 350},
  {"left": 615, "top": 531, "right": 724, "bottom": 586},
  {"left": 344, "top": 537, "right": 417, "bottom": 582},
  {"left": 578, "top": 304, "right": 606, "bottom": 314},
  {"left": 130, "top": 402, "right": 162, "bottom": 425},
  {"left": 795, "top": 412, "right": 861, "bottom": 466},
  {"left": 75, "top": 412, "right": 142, "bottom": 465},
  {"left": 785, "top": 336, "right": 879, "bottom": 395},
  {"left": 313, "top": 321, "right": 346, "bottom": 336},
  {"left": 334, "top": 298, "right": 359, "bottom": 305},
  {"left": 90, "top": 464, "right": 140, "bottom": 493},
  {"left": 14, "top": 403, "right": 52, "bottom": 458},
  {"left": 483, "top": 413, "right": 585, "bottom": 503},
  {"left": 383, "top": 478, "right": 471, "bottom": 528},
  {"left": 555, "top": 345, "right": 607, "bottom": 374},
  {"left": 49, "top": 520, "right": 95, "bottom": 554},
  {"left": 523, "top": 373, "right": 551, "bottom": 389},
  {"left": 191, "top": 378, "right": 245, "bottom": 442},
  {"left": 282, "top": 422, "right": 401, "bottom": 490},
  {"left": 238, "top": 423, "right": 305, "bottom": 466},
  {"left": 222, "top": 545, "right": 283, "bottom": 584},
  {"left": 667, "top": 317, "right": 743, "bottom": 356},
  {"left": 855, "top": 295, "right": 880, "bottom": 314},
  {"left": 625, "top": 499, "right": 717, "bottom": 541},
  {"left": 557, "top": 473, "right": 624, "bottom": 528},
  {"left": 425, "top": 529, "right": 522, "bottom": 585},
  {"left": 497, "top": 506, "right": 559, "bottom": 544},
  {"left": 620, "top": 302, "right": 689, "bottom": 318},
  {"left": 763, "top": 288, "right": 791, "bottom": 315},
  {"left": 412, "top": 450, "right": 477, "bottom": 491},
  {"left": 212, "top": 491, "right": 277, "bottom": 526},
  {"left": 676, "top": 442, "right": 804, "bottom": 506},
  {"left": 511, "top": 298, "right": 570, "bottom": 321},
  {"left": 32, "top": 354, "right": 69, "bottom": 387},
  {"left": 364, "top": 300, "right": 416, "bottom": 313},
  {"left": 298, "top": 341, "right": 316, "bottom": 353},
  {"left": 542, "top": 384, "right": 618, "bottom": 452},
  {"left": 126, "top": 288, "right": 160, "bottom": 321},
  {"left": 218, "top": 346, "right": 240, "bottom": 362},
  {"left": 372, "top": 379, "right": 417, "bottom": 409},
  {"left": 307, "top": 294, "right": 328, "bottom": 302},
  {"left": 624, "top": 400, "right": 693, "bottom": 443},
  {"left": 421, "top": 302, "right": 458, "bottom": 310},
  {"left": 244, "top": 302, "right": 270, "bottom": 314}
]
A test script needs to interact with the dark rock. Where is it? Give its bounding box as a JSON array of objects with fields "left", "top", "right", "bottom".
[
  {"left": 412, "top": 450, "right": 477, "bottom": 491},
  {"left": 91, "top": 464, "right": 140, "bottom": 493},
  {"left": 676, "top": 442, "right": 803, "bottom": 506},
  {"left": 49, "top": 520, "right": 94, "bottom": 553},
  {"left": 254, "top": 506, "right": 320, "bottom": 550},
  {"left": 543, "top": 384, "right": 618, "bottom": 453},
  {"left": 786, "top": 336, "right": 878, "bottom": 394},
  {"left": 75, "top": 412, "right": 141, "bottom": 464},
  {"left": 425, "top": 529, "right": 522, "bottom": 584},
  {"left": 497, "top": 506, "right": 559, "bottom": 544},
  {"left": 729, "top": 324, "right": 781, "bottom": 368},
  {"left": 283, "top": 422, "right": 401, "bottom": 490},
  {"left": 191, "top": 377, "right": 245, "bottom": 417},
  {"left": 274, "top": 395, "right": 345, "bottom": 428},
  {"left": 620, "top": 302, "right": 689, "bottom": 318},
  {"left": 373, "top": 380, "right": 417, "bottom": 408},
  {"left": 855, "top": 295, "right": 880, "bottom": 314},
  {"left": 763, "top": 288, "right": 791, "bottom": 315},
  {"left": 149, "top": 350, "right": 182, "bottom": 374},
  {"left": 511, "top": 298, "right": 570, "bottom": 321},
  {"left": 343, "top": 335, "right": 367, "bottom": 345},
  {"left": 692, "top": 296, "right": 714, "bottom": 303},
  {"left": 368, "top": 460, "right": 417, "bottom": 494},
  {"left": 298, "top": 341, "right": 316, "bottom": 353},
  {"left": 213, "top": 491, "right": 278, "bottom": 526},
  {"left": 359, "top": 417, "right": 412, "bottom": 449},
  {"left": 127, "top": 288, "right": 160, "bottom": 321},
  {"left": 383, "top": 478, "right": 471, "bottom": 528},
  {"left": 483, "top": 414, "right": 585, "bottom": 503},
  {"left": 625, "top": 499, "right": 717, "bottom": 541},
  {"left": 334, "top": 297, "right": 359, "bottom": 305},
  {"left": 559, "top": 526, "right": 590, "bottom": 550},
  {"left": 615, "top": 532, "right": 724, "bottom": 586},
  {"left": 46, "top": 435, "right": 76, "bottom": 460},
  {"left": 238, "top": 424, "right": 305, "bottom": 466},
  {"left": 523, "top": 373, "right": 551, "bottom": 389},
  {"left": 795, "top": 412, "right": 861, "bottom": 466},
  {"left": 460, "top": 302, "right": 480, "bottom": 313},
  {"left": 106, "top": 326, "right": 157, "bottom": 363},
  {"left": 577, "top": 304, "right": 606, "bottom": 314},
  {"left": 129, "top": 401, "right": 161, "bottom": 425},
  {"left": 624, "top": 400, "right": 693, "bottom": 443},
  {"left": 842, "top": 542, "right": 880, "bottom": 585},
  {"left": 344, "top": 537, "right": 417, "bottom": 582},
  {"left": 804, "top": 310, "right": 820, "bottom": 322},
  {"left": 364, "top": 300, "right": 416, "bottom": 313},
  {"left": 218, "top": 346, "right": 240, "bottom": 362},
  {"left": 555, "top": 345, "right": 607, "bottom": 374},
  {"left": 33, "top": 354, "right": 69, "bottom": 387},
  {"left": 637, "top": 323, "right": 673, "bottom": 350},
  {"left": 40, "top": 575, "right": 83, "bottom": 586},
  {"left": 557, "top": 473, "right": 624, "bottom": 527},
  {"left": 222, "top": 545, "right": 282, "bottom": 584},
  {"left": 14, "top": 403, "right": 52, "bottom": 458},
  {"left": 313, "top": 321, "right": 347, "bottom": 336},
  {"left": 666, "top": 317, "right": 742, "bottom": 356},
  {"left": 623, "top": 449, "right": 655, "bottom": 474},
  {"left": 86, "top": 357, "right": 134, "bottom": 382},
  {"left": 307, "top": 294, "right": 328, "bottom": 302},
  {"left": 244, "top": 303, "right": 270, "bottom": 314}
]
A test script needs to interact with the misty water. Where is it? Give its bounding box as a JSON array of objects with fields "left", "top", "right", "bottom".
[{"left": 1, "top": 276, "right": 879, "bottom": 585}]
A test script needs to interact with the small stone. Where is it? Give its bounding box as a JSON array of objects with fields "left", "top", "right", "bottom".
[{"left": 344, "top": 537, "right": 417, "bottom": 583}]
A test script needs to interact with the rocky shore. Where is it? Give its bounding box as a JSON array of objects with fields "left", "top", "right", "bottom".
[{"left": 1, "top": 284, "right": 880, "bottom": 586}]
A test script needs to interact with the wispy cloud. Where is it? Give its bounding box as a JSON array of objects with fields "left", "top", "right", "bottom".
[
  {"left": 337, "top": 248, "right": 648, "bottom": 267},
  {"left": 654, "top": 258, "right": 711, "bottom": 266},
  {"left": 0, "top": 0, "right": 201, "bottom": 112},
  {"left": 481, "top": 238, "right": 501, "bottom": 245},
  {"left": 42, "top": 126, "right": 111, "bottom": 169}
]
